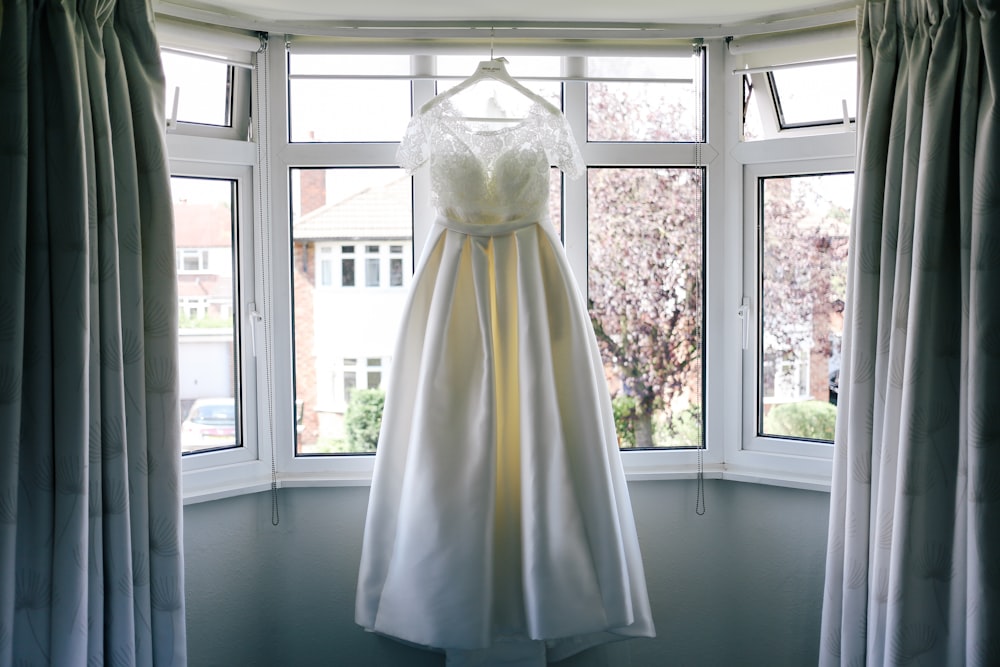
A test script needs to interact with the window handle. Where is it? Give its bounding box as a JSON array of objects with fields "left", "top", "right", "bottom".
[
  {"left": 738, "top": 297, "right": 751, "bottom": 350},
  {"left": 248, "top": 304, "right": 263, "bottom": 357},
  {"left": 166, "top": 86, "right": 179, "bottom": 131}
]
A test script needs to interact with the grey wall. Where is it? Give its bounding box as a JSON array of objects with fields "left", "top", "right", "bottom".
[{"left": 183, "top": 480, "right": 829, "bottom": 667}]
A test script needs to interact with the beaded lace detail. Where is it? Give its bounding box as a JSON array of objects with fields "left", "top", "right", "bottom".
[{"left": 397, "top": 99, "right": 584, "bottom": 226}]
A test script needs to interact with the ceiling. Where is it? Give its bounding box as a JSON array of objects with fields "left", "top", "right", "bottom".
[{"left": 158, "top": 0, "right": 858, "bottom": 32}]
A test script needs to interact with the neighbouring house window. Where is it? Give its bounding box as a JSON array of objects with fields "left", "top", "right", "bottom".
[
  {"left": 366, "top": 245, "right": 381, "bottom": 287},
  {"left": 319, "top": 246, "right": 334, "bottom": 286},
  {"left": 341, "top": 245, "right": 356, "bottom": 287},
  {"left": 389, "top": 245, "right": 404, "bottom": 287}
]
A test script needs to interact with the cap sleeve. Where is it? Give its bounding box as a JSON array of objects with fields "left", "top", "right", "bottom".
[
  {"left": 544, "top": 112, "right": 585, "bottom": 180},
  {"left": 396, "top": 114, "right": 430, "bottom": 174}
]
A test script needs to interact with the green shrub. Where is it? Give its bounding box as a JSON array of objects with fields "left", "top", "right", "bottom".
[
  {"left": 612, "top": 395, "right": 638, "bottom": 447},
  {"left": 763, "top": 400, "right": 837, "bottom": 441},
  {"left": 344, "top": 388, "right": 386, "bottom": 452},
  {"left": 659, "top": 403, "right": 702, "bottom": 448}
]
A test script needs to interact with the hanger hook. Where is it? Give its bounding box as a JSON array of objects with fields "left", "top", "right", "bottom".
[{"left": 490, "top": 27, "right": 495, "bottom": 60}]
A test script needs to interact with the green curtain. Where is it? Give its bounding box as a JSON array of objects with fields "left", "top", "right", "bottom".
[
  {"left": 0, "top": 0, "right": 186, "bottom": 663},
  {"left": 821, "top": 0, "right": 998, "bottom": 665}
]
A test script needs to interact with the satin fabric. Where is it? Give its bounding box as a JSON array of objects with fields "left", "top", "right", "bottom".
[{"left": 356, "top": 213, "right": 654, "bottom": 661}]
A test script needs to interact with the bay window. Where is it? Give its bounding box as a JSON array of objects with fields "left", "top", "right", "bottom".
[{"left": 160, "top": 17, "right": 858, "bottom": 499}]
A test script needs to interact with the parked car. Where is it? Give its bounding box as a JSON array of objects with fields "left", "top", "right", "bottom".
[{"left": 181, "top": 397, "right": 236, "bottom": 452}]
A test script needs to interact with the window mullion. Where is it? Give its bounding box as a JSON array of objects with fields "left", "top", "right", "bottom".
[
  {"left": 702, "top": 37, "right": 736, "bottom": 467},
  {"left": 264, "top": 36, "right": 297, "bottom": 474},
  {"left": 562, "top": 70, "right": 588, "bottom": 292},
  {"left": 411, "top": 64, "right": 438, "bottom": 255}
]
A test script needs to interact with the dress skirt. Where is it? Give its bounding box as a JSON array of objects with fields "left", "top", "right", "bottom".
[{"left": 355, "top": 214, "right": 654, "bottom": 662}]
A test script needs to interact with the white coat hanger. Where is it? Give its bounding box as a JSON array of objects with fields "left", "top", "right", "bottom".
[{"left": 418, "top": 30, "right": 561, "bottom": 121}]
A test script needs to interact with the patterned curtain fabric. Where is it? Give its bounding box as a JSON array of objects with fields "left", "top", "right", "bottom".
[
  {"left": 820, "top": 0, "right": 998, "bottom": 665},
  {"left": 0, "top": 0, "right": 186, "bottom": 664}
]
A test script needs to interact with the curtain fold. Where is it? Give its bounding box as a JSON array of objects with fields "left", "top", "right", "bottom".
[
  {"left": 820, "top": 0, "right": 999, "bottom": 665},
  {"left": 0, "top": 0, "right": 186, "bottom": 664}
]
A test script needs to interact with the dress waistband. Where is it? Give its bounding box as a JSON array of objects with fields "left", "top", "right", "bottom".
[{"left": 436, "top": 213, "right": 543, "bottom": 237}]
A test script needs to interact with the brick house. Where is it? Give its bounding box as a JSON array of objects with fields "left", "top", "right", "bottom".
[{"left": 291, "top": 170, "right": 412, "bottom": 450}]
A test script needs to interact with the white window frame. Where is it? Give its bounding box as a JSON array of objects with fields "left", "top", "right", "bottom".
[
  {"left": 170, "top": 160, "right": 262, "bottom": 479},
  {"left": 158, "top": 16, "right": 256, "bottom": 141},
  {"left": 161, "top": 25, "right": 271, "bottom": 498},
  {"left": 730, "top": 157, "right": 854, "bottom": 488},
  {"left": 173, "top": 25, "right": 859, "bottom": 503},
  {"left": 743, "top": 70, "right": 857, "bottom": 141}
]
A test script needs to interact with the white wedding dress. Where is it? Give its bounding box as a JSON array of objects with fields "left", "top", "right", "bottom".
[{"left": 356, "top": 93, "right": 654, "bottom": 665}]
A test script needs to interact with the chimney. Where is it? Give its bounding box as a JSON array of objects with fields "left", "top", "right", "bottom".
[{"left": 300, "top": 168, "right": 326, "bottom": 217}]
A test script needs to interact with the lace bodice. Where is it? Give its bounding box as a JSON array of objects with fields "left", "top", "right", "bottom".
[{"left": 397, "top": 99, "right": 584, "bottom": 226}]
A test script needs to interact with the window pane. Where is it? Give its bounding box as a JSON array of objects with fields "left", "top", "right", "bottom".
[
  {"left": 759, "top": 173, "right": 852, "bottom": 441},
  {"left": 181, "top": 252, "right": 201, "bottom": 271},
  {"left": 172, "top": 176, "right": 240, "bottom": 454},
  {"left": 320, "top": 262, "right": 331, "bottom": 286},
  {"left": 288, "top": 54, "right": 411, "bottom": 142},
  {"left": 319, "top": 248, "right": 333, "bottom": 286},
  {"left": 342, "top": 258, "right": 355, "bottom": 287},
  {"left": 770, "top": 59, "right": 857, "bottom": 128},
  {"left": 390, "top": 257, "right": 403, "bottom": 287},
  {"left": 366, "top": 257, "right": 381, "bottom": 287},
  {"left": 344, "top": 371, "right": 357, "bottom": 399},
  {"left": 588, "top": 168, "right": 704, "bottom": 449},
  {"left": 290, "top": 168, "right": 412, "bottom": 454},
  {"left": 161, "top": 51, "right": 232, "bottom": 127},
  {"left": 588, "top": 54, "right": 703, "bottom": 142}
]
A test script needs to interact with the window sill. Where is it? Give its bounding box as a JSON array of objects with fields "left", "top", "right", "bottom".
[{"left": 182, "top": 455, "right": 831, "bottom": 506}]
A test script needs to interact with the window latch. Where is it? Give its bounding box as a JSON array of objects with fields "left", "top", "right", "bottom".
[
  {"left": 166, "top": 85, "right": 180, "bottom": 131},
  {"left": 738, "top": 297, "right": 751, "bottom": 350},
  {"left": 248, "top": 304, "right": 263, "bottom": 357}
]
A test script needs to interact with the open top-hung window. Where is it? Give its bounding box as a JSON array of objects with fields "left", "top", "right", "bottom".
[
  {"left": 731, "top": 22, "right": 857, "bottom": 141},
  {"left": 158, "top": 17, "right": 255, "bottom": 139},
  {"left": 767, "top": 58, "right": 857, "bottom": 129}
]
